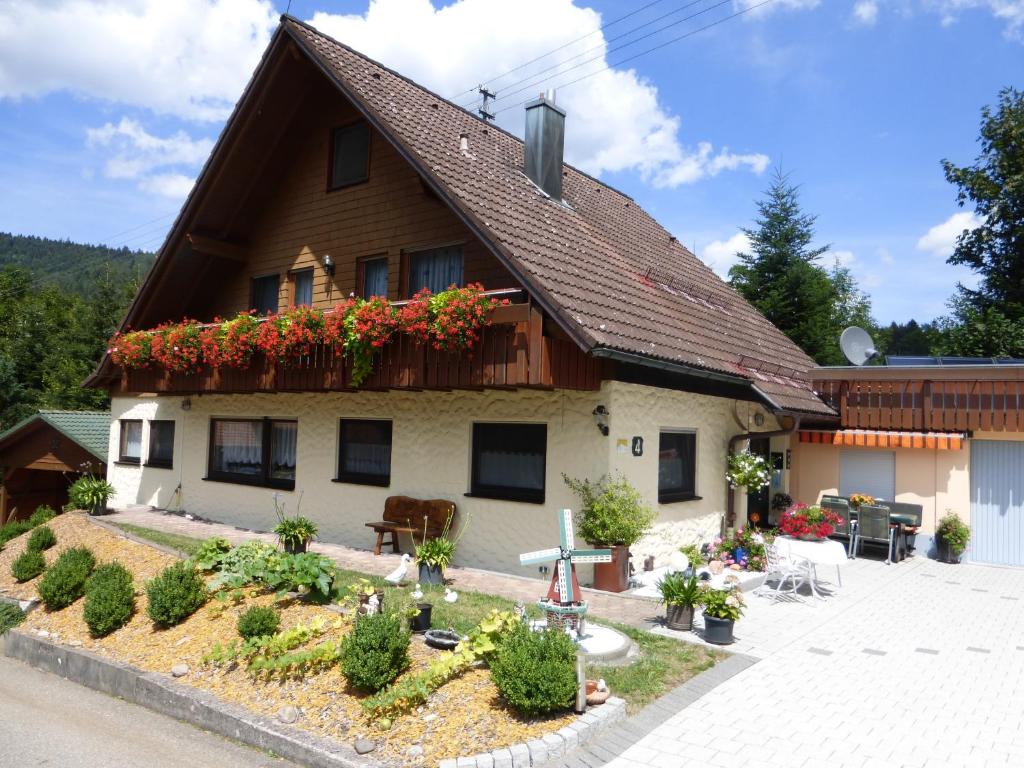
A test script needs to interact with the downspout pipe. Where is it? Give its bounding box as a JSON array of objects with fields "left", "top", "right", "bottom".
[{"left": 725, "top": 414, "right": 801, "bottom": 529}]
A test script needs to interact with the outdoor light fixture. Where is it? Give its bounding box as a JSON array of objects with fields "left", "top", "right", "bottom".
[
  {"left": 181, "top": 397, "right": 192, "bottom": 411},
  {"left": 323, "top": 253, "right": 335, "bottom": 276},
  {"left": 592, "top": 405, "right": 610, "bottom": 436},
  {"left": 753, "top": 411, "right": 765, "bottom": 427}
]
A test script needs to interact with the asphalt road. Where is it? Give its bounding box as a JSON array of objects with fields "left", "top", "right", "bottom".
[{"left": 0, "top": 654, "right": 299, "bottom": 768}]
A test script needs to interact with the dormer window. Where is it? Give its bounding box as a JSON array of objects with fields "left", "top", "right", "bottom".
[
  {"left": 329, "top": 122, "right": 370, "bottom": 189},
  {"left": 406, "top": 245, "right": 463, "bottom": 296}
]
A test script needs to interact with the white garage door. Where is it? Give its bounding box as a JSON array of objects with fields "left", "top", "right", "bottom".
[
  {"left": 970, "top": 440, "right": 1024, "bottom": 566},
  {"left": 839, "top": 449, "right": 896, "bottom": 502}
]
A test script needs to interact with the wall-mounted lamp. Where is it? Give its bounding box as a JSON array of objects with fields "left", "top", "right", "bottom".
[
  {"left": 181, "top": 397, "right": 192, "bottom": 411},
  {"left": 592, "top": 405, "right": 610, "bottom": 436},
  {"left": 753, "top": 411, "right": 765, "bottom": 427},
  {"left": 323, "top": 253, "right": 335, "bottom": 277}
]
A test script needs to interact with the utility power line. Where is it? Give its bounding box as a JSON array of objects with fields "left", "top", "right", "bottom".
[{"left": 493, "top": 0, "right": 775, "bottom": 117}]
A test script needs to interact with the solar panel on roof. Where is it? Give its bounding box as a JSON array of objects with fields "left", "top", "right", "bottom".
[{"left": 886, "top": 355, "right": 1024, "bottom": 366}]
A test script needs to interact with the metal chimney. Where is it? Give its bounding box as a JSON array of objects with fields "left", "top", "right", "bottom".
[{"left": 524, "top": 89, "right": 565, "bottom": 200}]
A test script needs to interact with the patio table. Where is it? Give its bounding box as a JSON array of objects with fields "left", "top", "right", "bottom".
[{"left": 776, "top": 536, "right": 847, "bottom": 598}]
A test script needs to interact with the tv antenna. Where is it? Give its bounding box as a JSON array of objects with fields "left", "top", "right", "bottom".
[
  {"left": 840, "top": 326, "right": 879, "bottom": 366},
  {"left": 477, "top": 85, "right": 496, "bottom": 122}
]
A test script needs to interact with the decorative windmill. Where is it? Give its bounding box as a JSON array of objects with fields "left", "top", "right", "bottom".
[{"left": 519, "top": 509, "right": 612, "bottom": 632}]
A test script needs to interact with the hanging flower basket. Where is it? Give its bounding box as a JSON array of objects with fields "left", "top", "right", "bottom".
[{"left": 726, "top": 450, "right": 771, "bottom": 491}]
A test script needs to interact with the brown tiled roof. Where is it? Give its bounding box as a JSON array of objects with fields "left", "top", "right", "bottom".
[{"left": 284, "top": 18, "right": 831, "bottom": 415}]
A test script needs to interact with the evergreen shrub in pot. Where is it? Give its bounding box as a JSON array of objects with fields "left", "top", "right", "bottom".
[
  {"left": 936, "top": 510, "right": 970, "bottom": 563},
  {"left": 657, "top": 571, "right": 701, "bottom": 631},
  {"left": 563, "top": 473, "right": 655, "bottom": 592}
]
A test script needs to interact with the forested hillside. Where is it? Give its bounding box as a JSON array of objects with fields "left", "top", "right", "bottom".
[{"left": 0, "top": 232, "right": 153, "bottom": 297}]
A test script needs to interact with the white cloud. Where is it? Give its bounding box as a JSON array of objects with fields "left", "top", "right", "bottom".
[
  {"left": 878, "top": 246, "right": 894, "bottom": 265},
  {"left": 853, "top": 0, "right": 881, "bottom": 24},
  {"left": 833, "top": 249, "right": 856, "bottom": 267},
  {"left": 86, "top": 118, "right": 211, "bottom": 197},
  {"left": 0, "top": 0, "right": 278, "bottom": 121},
  {"left": 733, "top": 0, "right": 821, "bottom": 16},
  {"left": 927, "top": 0, "right": 1024, "bottom": 37},
  {"left": 701, "top": 232, "right": 752, "bottom": 276},
  {"left": 916, "top": 211, "right": 983, "bottom": 257},
  {"left": 309, "top": 0, "right": 769, "bottom": 187}
]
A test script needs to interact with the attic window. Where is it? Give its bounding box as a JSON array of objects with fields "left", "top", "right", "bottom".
[{"left": 329, "top": 122, "right": 370, "bottom": 190}]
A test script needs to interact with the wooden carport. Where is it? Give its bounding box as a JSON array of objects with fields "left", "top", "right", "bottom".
[{"left": 0, "top": 410, "right": 109, "bottom": 524}]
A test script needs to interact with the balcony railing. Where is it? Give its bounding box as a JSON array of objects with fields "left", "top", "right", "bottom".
[{"left": 116, "top": 302, "right": 603, "bottom": 394}]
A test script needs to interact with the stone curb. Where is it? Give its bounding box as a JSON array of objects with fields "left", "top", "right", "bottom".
[
  {"left": 3, "top": 629, "right": 384, "bottom": 768},
  {"left": 86, "top": 514, "right": 196, "bottom": 560},
  {"left": 438, "top": 698, "right": 627, "bottom": 768}
]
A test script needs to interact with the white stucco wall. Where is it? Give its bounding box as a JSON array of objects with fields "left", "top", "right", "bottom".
[{"left": 108, "top": 381, "right": 762, "bottom": 577}]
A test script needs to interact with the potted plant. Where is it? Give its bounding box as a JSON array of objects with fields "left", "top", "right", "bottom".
[
  {"left": 700, "top": 582, "right": 745, "bottom": 645},
  {"left": 936, "top": 510, "right": 970, "bottom": 563},
  {"left": 563, "top": 473, "right": 655, "bottom": 593},
  {"left": 68, "top": 474, "right": 116, "bottom": 516},
  {"left": 779, "top": 503, "right": 842, "bottom": 541},
  {"left": 657, "top": 571, "right": 701, "bottom": 631},
  {"left": 848, "top": 492, "right": 875, "bottom": 511},
  {"left": 679, "top": 544, "right": 705, "bottom": 573},
  {"left": 414, "top": 513, "right": 464, "bottom": 585},
  {"left": 712, "top": 527, "right": 772, "bottom": 572},
  {"left": 726, "top": 451, "right": 771, "bottom": 492}
]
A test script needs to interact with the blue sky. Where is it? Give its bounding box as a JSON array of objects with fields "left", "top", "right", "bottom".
[{"left": 0, "top": 0, "right": 1020, "bottom": 324}]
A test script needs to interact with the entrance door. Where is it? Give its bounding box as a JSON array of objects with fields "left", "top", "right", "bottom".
[
  {"left": 970, "top": 440, "right": 1024, "bottom": 566},
  {"left": 746, "top": 438, "right": 770, "bottom": 527}
]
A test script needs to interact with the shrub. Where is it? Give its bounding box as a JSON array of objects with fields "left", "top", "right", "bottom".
[
  {"left": 563, "top": 473, "right": 655, "bottom": 547},
  {"left": 68, "top": 476, "right": 115, "bottom": 512},
  {"left": 340, "top": 612, "right": 410, "bottom": 693},
  {"left": 37, "top": 547, "right": 96, "bottom": 610},
  {"left": 0, "top": 519, "right": 32, "bottom": 546},
  {"left": 937, "top": 510, "right": 971, "bottom": 556},
  {"left": 11, "top": 549, "right": 46, "bottom": 582},
  {"left": 237, "top": 605, "right": 281, "bottom": 640},
  {"left": 490, "top": 624, "right": 578, "bottom": 717},
  {"left": 0, "top": 602, "right": 26, "bottom": 635},
  {"left": 146, "top": 561, "right": 208, "bottom": 627},
  {"left": 28, "top": 505, "right": 57, "bottom": 527},
  {"left": 27, "top": 525, "right": 57, "bottom": 552},
  {"left": 191, "top": 536, "right": 233, "bottom": 570},
  {"left": 83, "top": 562, "right": 135, "bottom": 637},
  {"left": 209, "top": 541, "right": 279, "bottom": 588}
]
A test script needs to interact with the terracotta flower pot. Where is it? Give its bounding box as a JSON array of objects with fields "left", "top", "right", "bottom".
[{"left": 592, "top": 544, "right": 630, "bottom": 592}]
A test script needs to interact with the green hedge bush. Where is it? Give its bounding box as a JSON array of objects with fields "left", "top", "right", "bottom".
[
  {"left": 28, "top": 506, "right": 57, "bottom": 527},
  {"left": 237, "top": 605, "right": 281, "bottom": 640},
  {"left": 340, "top": 612, "right": 410, "bottom": 693},
  {"left": 490, "top": 624, "right": 578, "bottom": 717},
  {"left": 0, "top": 603, "right": 26, "bottom": 635},
  {"left": 37, "top": 547, "right": 96, "bottom": 610},
  {"left": 83, "top": 562, "right": 136, "bottom": 637},
  {"left": 11, "top": 548, "right": 46, "bottom": 582},
  {"left": 27, "top": 525, "right": 57, "bottom": 552},
  {"left": 145, "top": 562, "right": 208, "bottom": 627},
  {"left": 0, "top": 519, "right": 33, "bottom": 546}
]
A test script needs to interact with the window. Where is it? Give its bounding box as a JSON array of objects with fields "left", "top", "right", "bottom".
[
  {"left": 118, "top": 420, "right": 142, "bottom": 464},
  {"left": 330, "top": 122, "right": 370, "bottom": 189},
  {"left": 147, "top": 421, "right": 175, "bottom": 468},
  {"left": 659, "top": 431, "right": 697, "bottom": 503},
  {"left": 251, "top": 274, "right": 280, "bottom": 315},
  {"left": 360, "top": 257, "right": 389, "bottom": 298},
  {"left": 291, "top": 269, "right": 313, "bottom": 307},
  {"left": 839, "top": 449, "right": 895, "bottom": 502},
  {"left": 407, "top": 245, "right": 463, "bottom": 296},
  {"left": 470, "top": 422, "right": 546, "bottom": 503},
  {"left": 207, "top": 418, "right": 297, "bottom": 490},
  {"left": 337, "top": 419, "right": 392, "bottom": 486}
]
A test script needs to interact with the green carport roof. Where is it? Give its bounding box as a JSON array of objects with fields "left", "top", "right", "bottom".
[{"left": 0, "top": 410, "right": 109, "bottom": 463}]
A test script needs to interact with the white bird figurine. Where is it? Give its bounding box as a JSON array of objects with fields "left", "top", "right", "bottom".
[
  {"left": 365, "top": 593, "right": 380, "bottom": 616},
  {"left": 410, "top": 583, "right": 423, "bottom": 601},
  {"left": 597, "top": 678, "right": 608, "bottom": 692},
  {"left": 385, "top": 553, "right": 411, "bottom": 585},
  {"left": 444, "top": 587, "right": 459, "bottom": 603}
]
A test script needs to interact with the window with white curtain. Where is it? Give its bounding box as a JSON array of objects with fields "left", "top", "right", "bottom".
[
  {"left": 207, "top": 418, "right": 297, "bottom": 489},
  {"left": 471, "top": 422, "right": 546, "bottom": 503},
  {"left": 119, "top": 420, "right": 142, "bottom": 464},
  {"left": 337, "top": 419, "right": 392, "bottom": 486}
]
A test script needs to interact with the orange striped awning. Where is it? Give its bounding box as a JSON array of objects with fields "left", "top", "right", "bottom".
[{"left": 799, "top": 429, "right": 965, "bottom": 450}]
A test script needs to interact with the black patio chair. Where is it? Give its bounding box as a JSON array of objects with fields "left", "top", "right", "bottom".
[{"left": 855, "top": 504, "right": 898, "bottom": 564}]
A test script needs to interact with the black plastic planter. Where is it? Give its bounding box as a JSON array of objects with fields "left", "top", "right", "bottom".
[
  {"left": 411, "top": 603, "right": 432, "bottom": 633},
  {"left": 937, "top": 539, "right": 962, "bottom": 564},
  {"left": 284, "top": 539, "right": 309, "bottom": 555},
  {"left": 703, "top": 614, "right": 735, "bottom": 645},
  {"left": 419, "top": 562, "right": 444, "bottom": 585}
]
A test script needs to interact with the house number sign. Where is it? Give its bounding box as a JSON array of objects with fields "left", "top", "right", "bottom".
[{"left": 631, "top": 436, "right": 643, "bottom": 457}]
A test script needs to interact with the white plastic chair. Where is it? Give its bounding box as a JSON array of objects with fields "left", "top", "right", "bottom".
[{"left": 758, "top": 541, "right": 813, "bottom": 602}]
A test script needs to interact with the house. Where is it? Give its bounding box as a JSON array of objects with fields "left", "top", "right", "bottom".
[
  {"left": 0, "top": 410, "right": 109, "bottom": 524},
  {"left": 790, "top": 358, "right": 1024, "bottom": 565},
  {"left": 85, "top": 16, "right": 832, "bottom": 576}
]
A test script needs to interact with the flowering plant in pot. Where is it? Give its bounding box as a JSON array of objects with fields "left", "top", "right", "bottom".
[
  {"left": 208, "top": 311, "right": 260, "bottom": 368},
  {"left": 936, "top": 510, "right": 970, "bottom": 563},
  {"left": 563, "top": 473, "right": 655, "bottom": 592},
  {"left": 657, "top": 571, "right": 701, "bottom": 631},
  {"left": 272, "top": 496, "right": 318, "bottom": 554},
  {"left": 848, "top": 492, "right": 875, "bottom": 510},
  {"left": 323, "top": 296, "right": 400, "bottom": 386},
  {"left": 68, "top": 475, "right": 116, "bottom": 516},
  {"left": 700, "top": 581, "right": 745, "bottom": 645},
  {"left": 108, "top": 330, "right": 153, "bottom": 369},
  {"left": 415, "top": 514, "right": 465, "bottom": 584},
  {"left": 726, "top": 450, "right": 771, "bottom": 491},
  {"left": 150, "top": 319, "right": 205, "bottom": 374},
  {"left": 712, "top": 527, "right": 772, "bottom": 571},
  {"left": 779, "top": 503, "right": 842, "bottom": 540}
]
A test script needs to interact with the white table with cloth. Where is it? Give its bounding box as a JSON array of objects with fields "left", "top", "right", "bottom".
[{"left": 775, "top": 536, "right": 848, "bottom": 599}]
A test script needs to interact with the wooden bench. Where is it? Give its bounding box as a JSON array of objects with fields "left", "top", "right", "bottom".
[{"left": 365, "top": 496, "right": 456, "bottom": 556}]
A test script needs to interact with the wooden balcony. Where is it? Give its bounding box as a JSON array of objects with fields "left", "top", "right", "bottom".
[
  {"left": 814, "top": 369, "right": 1024, "bottom": 432},
  {"left": 114, "top": 303, "right": 603, "bottom": 395}
]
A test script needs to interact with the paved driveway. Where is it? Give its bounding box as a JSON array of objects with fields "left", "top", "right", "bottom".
[{"left": 607, "top": 555, "right": 1024, "bottom": 768}]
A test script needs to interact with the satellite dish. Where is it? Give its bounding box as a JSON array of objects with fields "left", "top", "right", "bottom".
[{"left": 840, "top": 326, "right": 879, "bottom": 366}]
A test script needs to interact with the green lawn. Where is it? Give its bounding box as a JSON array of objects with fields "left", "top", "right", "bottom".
[
  {"left": 114, "top": 524, "right": 720, "bottom": 710},
  {"left": 113, "top": 523, "right": 205, "bottom": 557}
]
